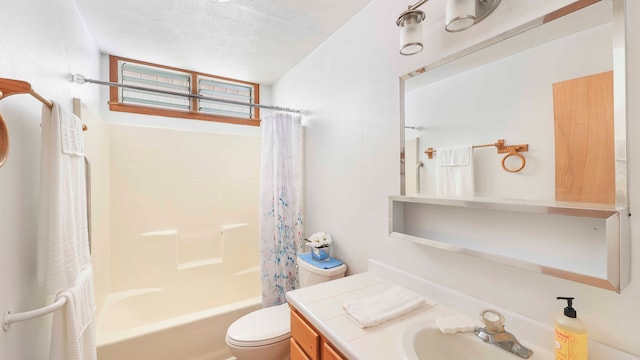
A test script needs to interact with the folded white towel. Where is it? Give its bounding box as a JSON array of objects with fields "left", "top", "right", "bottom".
[
  {"left": 436, "top": 145, "right": 475, "bottom": 197},
  {"left": 50, "top": 265, "right": 97, "bottom": 360},
  {"left": 342, "top": 286, "right": 426, "bottom": 328},
  {"left": 435, "top": 315, "right": 477, "bottom": 334},
  {"left": 439, "top": 145, "right": 471, "bottom": 166},
  {"left": 59, "top": 106, "right": 85, "bottom": 157},
  {"left": 37, "top": 102, "right": 91, "bottom": 295}
]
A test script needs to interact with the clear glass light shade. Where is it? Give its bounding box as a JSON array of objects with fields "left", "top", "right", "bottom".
[
  {"left": 445, "top": 0, "right": 476, "bottom": 32},
  {"left": 399, "top": 12, "right": 425, "bottom": 56}
]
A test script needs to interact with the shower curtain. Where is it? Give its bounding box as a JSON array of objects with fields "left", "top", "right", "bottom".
[{"left": 259, "top": 112, "right": 303, "bottom": 307}]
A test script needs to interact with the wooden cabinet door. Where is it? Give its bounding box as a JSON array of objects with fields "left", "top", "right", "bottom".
[
  {"left": 291, "top": 338, "right": 312, "bottom": 360},
  {"left": 553, "top": 71, "right": 615, "bottom": 204},
  {"left": 322, "top": 342, "right": 346, "bottom": 360},
  {"left": 291, "top": 309, "right": 320, "bottom": 360}
]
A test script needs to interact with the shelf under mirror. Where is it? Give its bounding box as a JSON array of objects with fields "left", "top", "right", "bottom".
[{"left": 389, "top": 195, "right": 630, "bottom": 292}]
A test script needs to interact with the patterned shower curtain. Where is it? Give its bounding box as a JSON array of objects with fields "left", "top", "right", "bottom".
[{"left": 259, "top": 112, "right": 303, "bottom": 307}]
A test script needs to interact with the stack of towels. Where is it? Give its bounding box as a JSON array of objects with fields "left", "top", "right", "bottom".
[
  {"left": 342, "top": 286, "right": 426, "bottom": 328},
  {"left": 38, "top": 102, "right": 96, "bottom": 360},
  {"left": 341, "top": 285, "right": 478, "bottom": 335}
]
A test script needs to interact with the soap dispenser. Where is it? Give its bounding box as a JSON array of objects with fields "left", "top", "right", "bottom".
[{"left": 555, "top": 297, "right": 588, "bottom": 360}]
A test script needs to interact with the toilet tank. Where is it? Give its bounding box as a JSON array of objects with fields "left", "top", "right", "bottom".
[{"left": 297, "top": 255, "right": 347, "bottom": 287}]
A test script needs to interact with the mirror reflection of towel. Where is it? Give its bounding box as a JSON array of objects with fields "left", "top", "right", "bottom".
[{"left": 436, "top": 145, "right": 474, "bottom": 197}]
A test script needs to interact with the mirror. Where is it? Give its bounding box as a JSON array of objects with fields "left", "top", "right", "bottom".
[{"left": 401, "top": 0, "right": 626, "bottom": 208}]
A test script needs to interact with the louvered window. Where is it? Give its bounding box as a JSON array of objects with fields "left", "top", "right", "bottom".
[
  {"left": 198, "top": 77, "right": 254, "bottom": 118},
  {"left": 120, "top": 63, "right": 191, "bottom": 110},
  {"left": 108, "top": 55, "right": 261, "bottom": 126}
]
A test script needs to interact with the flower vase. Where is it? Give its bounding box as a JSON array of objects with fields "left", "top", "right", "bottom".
[{"left": 311, "top": 245, "right": 331, "bottom": 262}]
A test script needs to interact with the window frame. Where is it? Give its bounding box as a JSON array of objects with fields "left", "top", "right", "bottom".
[{"left": 108, "top": 55, "right": 261, "bottom": 126}]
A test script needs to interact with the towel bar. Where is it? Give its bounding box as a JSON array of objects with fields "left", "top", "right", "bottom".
[
  {"left": 424, "top": 139, "right": 529, "bottom": 172},
  {"left": 3, "top": 295, "right": 68, "bottom": 331}
]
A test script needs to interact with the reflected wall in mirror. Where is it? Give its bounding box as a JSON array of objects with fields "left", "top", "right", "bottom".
[{"left": 401, "top": 0, "right": 626, "bottom": 208}]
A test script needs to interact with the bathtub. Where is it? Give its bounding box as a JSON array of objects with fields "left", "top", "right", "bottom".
[{"left": 96, "top": 267, "right": 261, "bottom": 360}]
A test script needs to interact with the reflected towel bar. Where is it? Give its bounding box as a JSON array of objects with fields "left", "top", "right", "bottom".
[
  {"left": 3, "top": 295, "right": 67, "bottom": 331},
  {"left": 425, "top": 139, "right": 529, "bottom": 172}
]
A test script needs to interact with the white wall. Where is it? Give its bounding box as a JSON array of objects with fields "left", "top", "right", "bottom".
[
  {"left": 0, "top": 1, "right": 101, "bottom": 359},
  {"left": 273, "top": 0, "right": 640, "bottom": 356}
]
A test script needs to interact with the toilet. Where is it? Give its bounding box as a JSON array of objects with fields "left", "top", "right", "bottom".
[{"left": 225, "top": 254, "right": 347, "bottom": 360}]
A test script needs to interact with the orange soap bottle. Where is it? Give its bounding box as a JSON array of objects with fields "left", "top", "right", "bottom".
[{"left": 555, "top": 297, "right": 588, "bottom": 360}]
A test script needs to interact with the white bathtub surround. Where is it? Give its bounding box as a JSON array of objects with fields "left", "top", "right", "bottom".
[
  {"left": 108, "top": 125, "right": 262, "bottom": 290},
  {"left": 259, "top": 112, "right": 303, "bottom": 306},
  {"left": 97, "top": 296, "right": 261, "bottom": 360},
  {"left": 95, "top": 249, "right": 261, "bottom": 359},
  {"left": 98, "top": 125, "right": 262, "bottom": 359},
  {"left": 286, "top": 261, "right": 640, "bottom": 360}
]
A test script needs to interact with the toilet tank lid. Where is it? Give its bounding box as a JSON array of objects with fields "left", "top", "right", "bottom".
[
  {"left": 226, "top": 303, "right": 290, "bottom": 346},
  {"left": 298, "top": 256, "right": 347, "bottom": 276}
]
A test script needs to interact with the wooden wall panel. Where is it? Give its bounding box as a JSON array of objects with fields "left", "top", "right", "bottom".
[{"left": 553, "top": 71, "right": 614, "bottom": 204}]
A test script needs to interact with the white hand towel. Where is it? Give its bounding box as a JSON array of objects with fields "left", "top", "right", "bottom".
[
  {"left": 436, "top": 145, "right": 475, "bottom": 197},
  {"left": 59, "top": 107, "right": 85, "bottom": 156},
  {"left": 342, "top": 286, "right": 426, "bottom": 328},
  {"left": 435, "top": 315, "right": 477, "bottom": 334},
  {"left": 50, "top": 265, "right": 97, "bottom": 360},
  {"left": 37, "top": 102, "right": 91, "bottom": 295}
]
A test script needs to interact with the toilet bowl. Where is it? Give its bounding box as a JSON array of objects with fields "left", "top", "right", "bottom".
[
  {"left": 225, "top": 303, "right": 290, "bottom": 360},
  {"left": 225, "top": 254, "right": 347, "bottom": 360}
]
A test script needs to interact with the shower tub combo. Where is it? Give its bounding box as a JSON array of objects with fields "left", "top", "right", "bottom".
[
  {"left": 96, "top": 223, "right": 261, "bottom": 360},
  {"left": 92, "top": 126, "right": 263, "bottom": 360}
]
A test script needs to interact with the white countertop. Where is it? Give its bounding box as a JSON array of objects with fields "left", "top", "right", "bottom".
[
  {"left": 286, "top": 272, "right": 479, "bottom": 359},
  {"left": 286, "top": 263, "right": 640, "bottom": 360}
]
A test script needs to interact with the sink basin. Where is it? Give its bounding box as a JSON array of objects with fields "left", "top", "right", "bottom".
[{"left": 399, "top": 322, "right": 547, "bottom": 360}]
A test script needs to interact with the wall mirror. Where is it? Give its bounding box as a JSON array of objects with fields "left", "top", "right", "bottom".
[
  {"left": 400, "top": 0, "right": 626, "bottom": 210},
  {"left": 394, "top": 0, "right": 630, "bottom": 292}
]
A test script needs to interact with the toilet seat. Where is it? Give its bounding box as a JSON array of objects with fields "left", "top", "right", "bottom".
[{"left": 226, "top": 303, "right": 290, "bottom": 347}]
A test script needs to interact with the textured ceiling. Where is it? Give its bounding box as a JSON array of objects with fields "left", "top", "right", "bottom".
[{"left": 74, "top": 0, "right": 374, "bottom": 84}]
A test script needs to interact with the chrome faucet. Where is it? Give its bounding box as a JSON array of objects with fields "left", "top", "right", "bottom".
[{"left": 474, "top": 309, "right": 534, "bottom": 359}]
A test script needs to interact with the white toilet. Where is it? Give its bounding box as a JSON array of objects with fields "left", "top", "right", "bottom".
[{"left": 225, "top": 254, "right": 347, "bottom": 360}]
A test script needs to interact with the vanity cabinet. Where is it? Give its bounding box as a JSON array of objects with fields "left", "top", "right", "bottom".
[{"left": 290, "top": 306, "right": 346, "bottom": 360}]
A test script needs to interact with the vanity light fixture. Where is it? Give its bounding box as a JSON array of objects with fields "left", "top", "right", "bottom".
[
  {"left": 446, "top": 0, "right": 501, "bottom": 32},
  {"left": 397, "top": 0, "right": 501, "bottom": 55},
  {"left": 445, "top": 0, "right": 476, "bottom": 32},
  {"left": 397, "top": 0, "right": 428, "bottom": 55}
]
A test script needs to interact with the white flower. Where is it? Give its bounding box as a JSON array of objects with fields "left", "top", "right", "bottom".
[{"left": 307, "top": 232, "right": 333, "bottom": 248}]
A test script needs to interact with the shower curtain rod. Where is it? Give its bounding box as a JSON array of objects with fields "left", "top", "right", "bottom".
[{"left": 71, "top": 74, "right": 304, "bottom": 114}]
